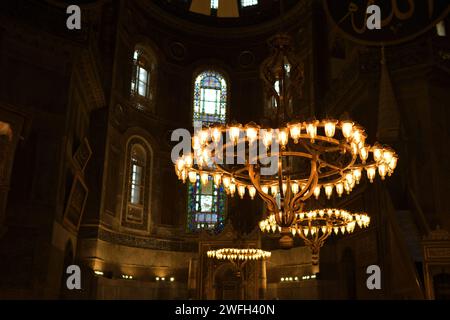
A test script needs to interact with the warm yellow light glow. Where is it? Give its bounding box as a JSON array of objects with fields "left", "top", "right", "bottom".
[
  {"left": 188, "top": 171, "right": 197, "bottom": 184},
  {"left": 248, "top": 186, "right": 256, "bottom": 199},
  {"left": 378, "top": 163, "right": 387, "bottom": 180},
  {"left": 313, "top": 185, "right": 321, "bottom": 199},
  {"left": 199, "top": 129, "right": 209, "bottom": 145},
  {"left": 289, "top": 123, "right": 301, "bottom": 143},
  {"left": 262, "top": 185, "right": 269, "bottom": 194},
  {"left": 200, "top": 172, "right": 209, "bottom": 185},
  {"left": 238, "top": 185, "right": 246, "bottom": 199},
  {"left": 271, "top": 185, "right": 278, "bottom": 197},
  {"left": 373, "top": 144, "right": 383, "bottom": 162},
  {"left": 325, "top": 185, "right": 333, "bottom": 199},
  {"left": 291, "top": 182, "right": 299, "bottom": 194},
  {"left": 213, "top": 173, "right": 221, "bottom": 186},
  {"left": 341, "top": 121, "right": 354, "bottom": 139},
  {"left": 211, "top": 127, "right": 222, "bottom": 144},
  {"left": 262, "top": 130, "right": 273, "bottom": 148},
  {"left": 229, "top": 182, "right": 236, "bottom": 195},
  {"left": 389, "top": 157, "right": 398, "bottom": 171},
  {"left": 359, "top": 146, "right": 369, "bottom": 163},
  {"left": 278, "top": 129, "right": 289, "bottom": 148},
  {"left": 352, "top": 168, "right": 362, "bottom": 184},
  {"left": 246, "top": 127, "right": 258, "bottom": 144},
  {"left": 306, "top": 121, "right": 318, "bottom": 142},
  {"left": 366, "top": 166, "right": 376, "bottom": 183},
  {"left": 184, "top": 155, "right": 193, "bottom": 168},
  {"left": 324, "top": 120, "right": 337, "bottom": 138},
  {"left": 192, "top": 136, "right": 201, "bottom": 150},
  {"left": 336, "top": 182, "right": 344, "bottom": 197},
  {"left": 229, "top": 126, "right": 241, "bottom": 145},
  {"left": 222, "top": 176, "right": 231, "bottom": 188}
]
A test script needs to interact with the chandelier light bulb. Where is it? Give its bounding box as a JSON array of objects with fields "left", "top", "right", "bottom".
[
  {"left": 345, "top": 172, "right": 354, "bottom": 185},
  {"left": 262, "top": 185, "right": 269, "bottom": 194},
  {"left": 176, "top": 158, "right": 185, "bottom": 172},
  {"left": 188, "top": 171, "right": 197, "bottom": 184},
  {"left": 200, "top": 172, "right": 209, "bottom": 185},
  {"left": 313, "top": 185, "right": 321, "bottom": 199},
  {"left": 282, "top": 182, "right": 287, "bottom": 194},
  {"left": 213, "top": 173, "right": 222, "bottom": 186},
  {"left": 306, "top": 121, "right": 318, "bottom": 143},
  {"left": 192, "top": 136, "right": 201, "bottom": 150},
  {"left": 335, "top": 182, "right": 344, "bottom": 197},
  {"left": 278, "top": 129, "right": 289, "bottom": 148},
  {"left": 248, "top": 186, "right": 256, "bottom": 199},
  {"left": 325, "top": 185, "right": 333, "bottom": 199},
  {"left": 289, "top": 123, "right": 301, "bottom": 143},
  {"left": 378, "top": 163, "right": 387, "bottom": 180},
  {"left": 366, "top": 166, "right": 376, "bottom": 183},
  {"left": 180, "top": 169, "right": 187, "bottom": 183},
  {"left": 246, "top": 127, "right": 258, "bottom": 144},
  {"left": 383, "top": 149, "right": 394, "bottom": 164},
  {"left": 271, "top": 185, "right": 278, "bottom": 197},
  {"left": 262, "top": 130, "right": 273, "bottom": 148},
  {"left": 229, "top": 182, "right": 236, "bottom": 196},
  {"left": 222, "top": 176, "right": 231, "bottom": 188},
  {"left": 229, "top": 126, "right": 241, "bottom": 145},
  {"left": 341, "top": 121, "right": 354, "bottom": 139},
  {"left": 211, "top": 127, "right": 222, "bottom": 144},
  {"left": 389, "top": 156, "right": 398, "bottom": 171},
  {"left": 291, "top": 182, "right": 299, "bottom": 194},
  {"left": 238, "top": 185, "right": 246, "bottom": 199},
  {"left": 352, "top": 127, "right": 363, "bottom": 144},
  {"left": 359, "top": 146, "right": 369, "bottom": 163},
  {"left": 199, "top": 129, "right": 209, "bottom": 145},
  {"left": 373, "top": 144, "right": 383, "bottom": 162},
  {"left": 184, "top": 155, "right": 193, "bottom": 168},
  {"left": 324, "top": 120, "right": 337, "bottom": 138},
  {"left": 352, "top": 168, "right": 362, "bottom": 184}
]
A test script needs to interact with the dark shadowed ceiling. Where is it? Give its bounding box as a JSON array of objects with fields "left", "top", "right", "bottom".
[{"left": 153, "top": 0, "right": 300, "bottom": 27}]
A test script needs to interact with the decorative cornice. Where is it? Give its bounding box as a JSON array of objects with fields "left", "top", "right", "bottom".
[{"left": 79, "top": 225, "right": 198, "bottom": 252}]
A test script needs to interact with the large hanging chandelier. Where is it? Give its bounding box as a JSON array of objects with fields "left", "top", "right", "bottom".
[
  {"left": 259, "top": 209, "right": 370, "bottom": 267},
  {"left": 174, "top": 33, "right": 398, "bottom": 249},
  {"left": 207, "top": 248, "right": 271, "bottom": 273}
]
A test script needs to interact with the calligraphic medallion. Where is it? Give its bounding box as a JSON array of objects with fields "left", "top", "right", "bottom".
[{"left": 324, "top": 0, "right": 450, "bottom": 45}]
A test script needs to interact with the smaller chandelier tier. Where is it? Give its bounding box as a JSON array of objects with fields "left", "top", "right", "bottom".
[
  {"left": 259, "top": 209, "right": 370, "bottom": 265},
  {"left": 207, "top": 248, "right": 271, "bottom": 261}
]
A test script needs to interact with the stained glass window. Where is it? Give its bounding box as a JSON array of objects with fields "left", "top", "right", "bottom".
[
  {"left": 211, "top": 0, "right": 218, "bottom": 9},
  {"left": 193, "top": 71, "right": 227, "bottom": 126},
  {"left": 188, "top": 70, "right": 228, "bottom": 232}
]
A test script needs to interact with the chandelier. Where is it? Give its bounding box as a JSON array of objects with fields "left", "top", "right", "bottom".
[
  {"left": 207, "top": 248, "right": 271, "bottom": 272},
  {"left": 259, "top": 209, "right": 370, "bottom": 267},
  {"left": 174, "top": 33, "right": 398, "bottom": 249}
]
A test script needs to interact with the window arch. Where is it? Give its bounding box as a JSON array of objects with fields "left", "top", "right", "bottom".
[
  {"left": 193, "top": 70, "right": 227, "bottom": 126},
  {"left": 188, "top": 70, "right": 228, "bottom": 232},
  {"left": 122, "top": 137, "right": 153, "bottom": 231},
  {"left": 130, "top": 46, "right": 156, "bottom": 111}
]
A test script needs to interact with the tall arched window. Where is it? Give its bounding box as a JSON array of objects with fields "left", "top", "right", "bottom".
[
  {"left": 188, "top": 70, "right": 227, "bottom": 232},
  {"left": 193, "top": 70, "right": 227, "bottom": 125},
  {"left": 130, "top": 47, "right": 156, "bottom": 111},
  {"left": 123, "top": 137, "right": 152, "bottom": 231}
]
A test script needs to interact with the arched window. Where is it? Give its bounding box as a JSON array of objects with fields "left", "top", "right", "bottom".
[
  {"left": 130, "top": 47, "right": 156, "bottom": 111},
  {"left": 123, "top": 138, "right": 152, "bottom": 230},
  {"left": 188, "top": 70, "right": 227, "bottom": 232},
  {"left": 193, "top": 71, "right": 227, "bottom": 125}
]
